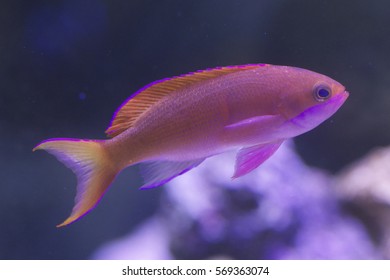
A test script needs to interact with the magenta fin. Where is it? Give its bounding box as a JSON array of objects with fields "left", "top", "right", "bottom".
[
  {"left": 139, "top": 158, "right": 205, "bottom": 189},
  {"left": 233, "top": 141, "right": 283, "bottom": 178}
]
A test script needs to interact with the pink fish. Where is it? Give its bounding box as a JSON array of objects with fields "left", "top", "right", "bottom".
[{"left": 33, "top": 64, "right": 349, "bottom": 227}]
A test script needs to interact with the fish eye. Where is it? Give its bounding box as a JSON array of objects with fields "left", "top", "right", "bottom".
[{"left": 313, "top": 84, "right": 331, "bottom": 102}]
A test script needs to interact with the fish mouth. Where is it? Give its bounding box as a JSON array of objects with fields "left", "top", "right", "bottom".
[
  {"left": 329, "top": 89, "right": 349, "bottom": 112},
  {"left": 289, "top": 89, "right": 349, "bottom": 129},
  {"left": 338, "top": 90, "right": 349, "bottom": 102},
  {"left": 318, "top": 89, "right": 349, "bottom": 113}
]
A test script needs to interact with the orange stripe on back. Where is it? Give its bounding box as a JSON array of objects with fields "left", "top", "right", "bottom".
[{"left": 105, "top": 64, "right": 267, "bottom": 138}]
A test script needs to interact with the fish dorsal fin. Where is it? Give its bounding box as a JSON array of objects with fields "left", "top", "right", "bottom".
[{"left": 105, "top": 64, "right": 265, "bottom": 137}]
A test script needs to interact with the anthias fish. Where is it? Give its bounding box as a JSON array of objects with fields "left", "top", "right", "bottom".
[{"left": 34, "top": 64, "right": 349, "bottom": 227}]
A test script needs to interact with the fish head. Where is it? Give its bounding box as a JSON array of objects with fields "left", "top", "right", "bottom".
[{"left": 275, "top": 66, "right": 349, "bottom": 132}]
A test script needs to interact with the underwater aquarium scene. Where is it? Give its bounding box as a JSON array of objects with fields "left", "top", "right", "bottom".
[{"left": 1, "top": 0, "right": 390, "bottom": 260}]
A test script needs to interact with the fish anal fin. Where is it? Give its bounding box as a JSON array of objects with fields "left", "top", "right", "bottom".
[
  {"left": 233, "top": 140, "right": 283, "bottom": 178},
  {"left": 139, "top": 158, "right": 205, "bottom": 189},
  {"left": 105, "top": 64, "right": 266, "bottom": 138}
]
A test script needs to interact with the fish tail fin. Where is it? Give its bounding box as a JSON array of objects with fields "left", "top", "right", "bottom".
[{"left": 33, "top": 138, "right": 118, "bottom": 227}]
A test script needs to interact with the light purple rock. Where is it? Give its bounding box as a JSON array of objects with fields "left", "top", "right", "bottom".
[{"left": 93, "top": 141, "right": 379, "bottom": 259}]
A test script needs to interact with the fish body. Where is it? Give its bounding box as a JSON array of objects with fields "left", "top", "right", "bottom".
[{"left": 34, "top": 64, "right": 349, "bottom": 226}]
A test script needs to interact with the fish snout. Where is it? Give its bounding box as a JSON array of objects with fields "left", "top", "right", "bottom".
[{"left": 339, "top": 90, "right": 349, "bottom": 102}]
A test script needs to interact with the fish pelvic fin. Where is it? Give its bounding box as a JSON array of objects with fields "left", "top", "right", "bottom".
[
  {"left": 33, "top": 139, "right": 118, "bottom": 227},
  {"left": 233, "top": 140, "right": 284, "bottom": 179}
]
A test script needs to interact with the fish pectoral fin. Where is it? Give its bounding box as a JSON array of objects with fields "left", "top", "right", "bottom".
[
  {"left": 224, "top": 115, "right": 286, "bottom": 142},
  {"left": 223, "top": 115, "right": 285, "bottom": 145},
  {"left": 233, "top": 140, "right": 284, "bottom": 178},
  {"left": 225, "top": 115, "right": 285, "bottom": 130},
  {"left": 139, "top": 158, "right": 205, "bottom": 189}
]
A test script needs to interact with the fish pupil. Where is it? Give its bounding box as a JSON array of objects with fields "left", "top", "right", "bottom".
[
  {"left": 318, "top": 88, "right": 330, "bottom": 98},
  {"left": 314, "top": 85, "right": 331, "bottom": 101}
]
